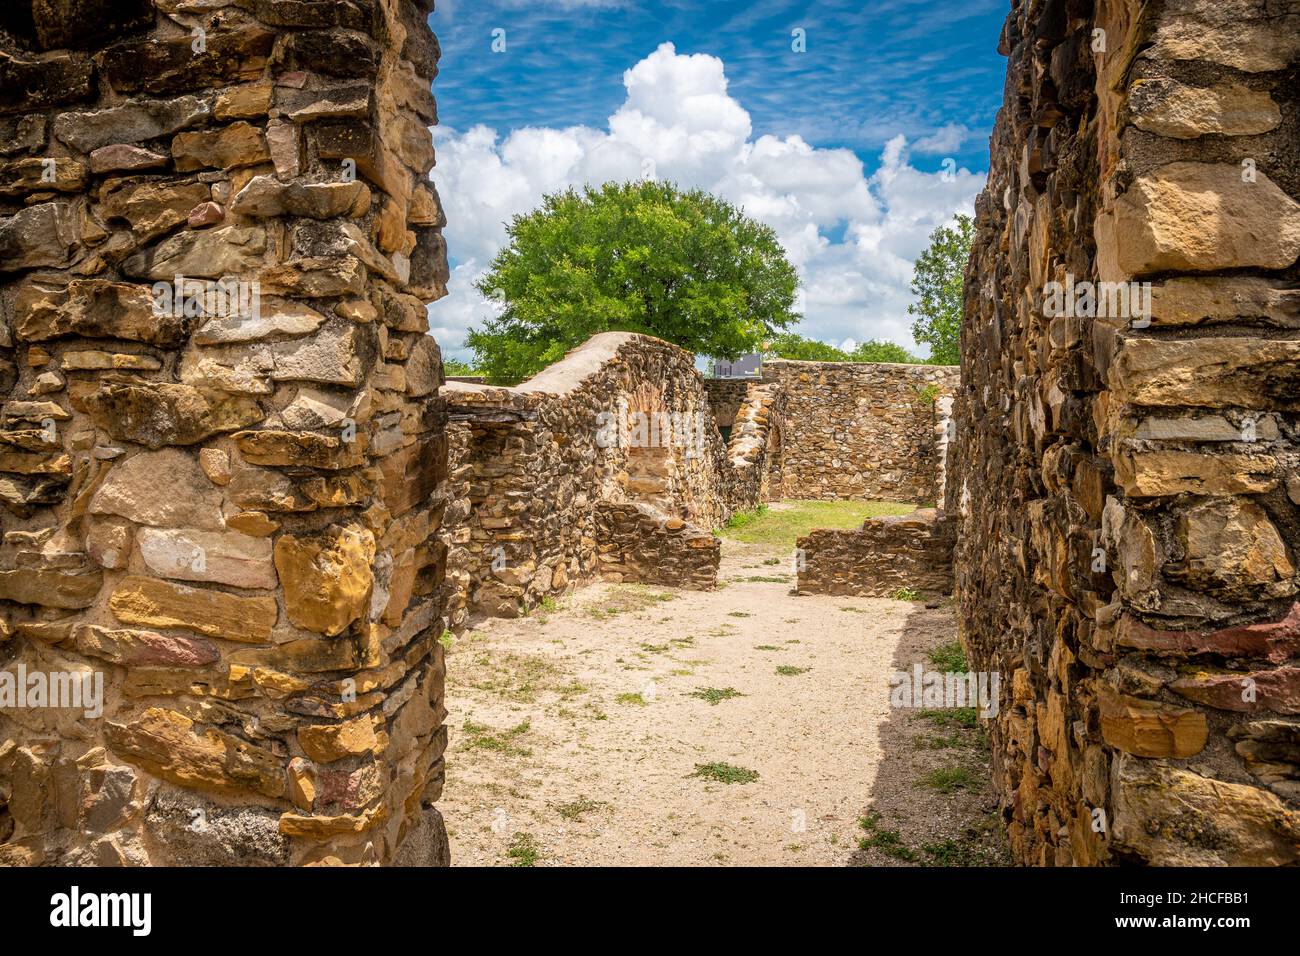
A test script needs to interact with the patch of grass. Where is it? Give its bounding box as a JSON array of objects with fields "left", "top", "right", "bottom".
[
  {"left": 721, "top": 505, "right": 769, "bottom": 532},
  {"left": 689, "top": 686, "right": 745, "bottom": 705},
  {"left": 920, "top": 766, "right": 981, "bottom": 794},
  {"left": 690, "top": 762, "right": 759, "bottom": 785},
  {"left": 459, "top": 651, "right": 569, "bottom": 704},
  {"left": 744, "top": 575, "right": 788, "bottom": 583},
  {"left": 727, "top": 611, "right": 751, "bottom": 618},
  {"left": 717, "top": 499, "right": 915, "bottom": 547},
  {"left": 552, "top": 796, "right": 608, "bottom": 822},
  {"left": 616, "top": 692, "right": 649, "bottom": 706},
  {"left": 912, "top": 732, "right": 967, "bottom": 750},
  {"left": 891, "top": 587, "right": 920, "bottom": 601},
  {"left": 640, "top": 642, "right": 671, "bottom": 653},
  {"left": 919, "top": 707, "right": 979, "bottom": 730},
  {"left": 926, "top": 640, "right": 968, "bottom": 673},
  {"left": 461, "top": 718, "right": 532, "bottom": 756},
  {"left": 762, "top": 558, "right": 782, "bottom": 566},
  {"left": 839, "top": 606, "right": 866, "bottom": 613},
  {"left": 536, "top": 596, "right": 559, "bottom": 614},
  {"left": 438, "top": 629, "right": 456, "bottom": 650},
  {"left": 753, "top": 644, "right": 782, "bottom": 651},
  {"left": 858, "top": 814, "right": 918, "bottom": 861},
  {"left": 506, "top": 831, "right": 540, "bottom": 867},
  {"left": 775, "top": 665, "right": 810, "bottom": 676},
  {"left": 586, "top": 585, "right": 676, "bottom": 620}
]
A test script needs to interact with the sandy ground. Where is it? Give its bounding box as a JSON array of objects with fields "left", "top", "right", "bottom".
[{"left": 441, "top": 537, "right": 1011, "bottom": 867}]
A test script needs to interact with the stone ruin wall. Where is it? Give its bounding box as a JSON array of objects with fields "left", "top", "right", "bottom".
[
  {"left": 0, "top": 0, "right": 451, "bottom": 866},
  {"left": 440, "top": 332, "right": 778, "bottom": 627},
  {"left": 796, "top": 508, "right": 955, "bottom": 599},
  {"left": 952, "top": 0, "right": 1300, "bottom": 865},
  {"left": 763, "top": 359, "right": 958, "bottom": 504}
]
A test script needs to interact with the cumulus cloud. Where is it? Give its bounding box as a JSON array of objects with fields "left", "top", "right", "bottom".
[{"left": 430, "top": 42, "right": 984, "bottom": 360}]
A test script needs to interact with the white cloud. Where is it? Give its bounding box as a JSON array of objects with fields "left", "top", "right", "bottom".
[{"left": 429, "top": 42, "right": 984, "bottom": 360}]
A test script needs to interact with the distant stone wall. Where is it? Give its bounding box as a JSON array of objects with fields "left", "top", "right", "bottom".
[
  {"left": 441, "top": 332, "right": 763, "bottom": 626},
  {"left": 0, "top": 0, "right": 450, "bottom": 866},
  {"left": 595, "top": 501, "right": 719, "bottom": 589},
  {"left": 952, "top": 0, "right": 1300, "bottom": 866},
  {"left": 762, "top": 360, "right": 958, "bottom": 503},
  {"left": 703, "top": 378, "right": 752, "bottom": 429},
  {"left": 796, "top": 509, "right": 954, "bottom": 597}
]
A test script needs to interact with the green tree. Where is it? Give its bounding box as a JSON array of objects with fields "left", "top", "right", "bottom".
[
  {"left": 762, "top": 332, "right": 849, "bottom": 362},
  {"left": 469, "top": 181, "right": 800, "bottom": 384},
  {"left": 849, "top": 339, "right": 919, "bottom": 363},
  {"left": 907, "top": 213, "right": 973, "bottom": 366},
  {"left": 442, "top": 357, "right": 479, "bottom": 377}
]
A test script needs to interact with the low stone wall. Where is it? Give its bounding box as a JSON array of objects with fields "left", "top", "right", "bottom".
[
  {"left": 762, "top": 360, "right": 958, "bottom": 503},
  {"left": 595, "top": 501, "right": 720, "bottom": 589},
  {"left": 703, "top": 378, "right": 752, "bottom": 430},
  {"left": 440, "top": 332, "right": 761, "bottom": 625},
  {"left": 796, "top": 509, "right": 955, "bottom": 597}
]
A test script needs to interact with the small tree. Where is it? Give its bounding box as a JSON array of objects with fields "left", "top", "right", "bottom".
[
  {"left": 469, "top": 181, "right": 800, "bottom": 384},
  {"left": 907, "top": 213, "right": 973, "bottom": 366},
  {"left": 849, "top": 339, "right": 919, "bottom": 363},
  {"left": 763, "top": 332, "right": 849, "bottom": 362}
]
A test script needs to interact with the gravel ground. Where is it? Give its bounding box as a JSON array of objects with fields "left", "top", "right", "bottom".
[{"left": 440, "top": 537, "right": 1011, "bottom": 867}]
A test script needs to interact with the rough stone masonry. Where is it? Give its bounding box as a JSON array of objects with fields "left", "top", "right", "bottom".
[
  {"left": 952, "top": 0, "right": 1300, "bottom": 864},
  {"left": 0, "top": 0, "right": 450, "bottom": 865}
]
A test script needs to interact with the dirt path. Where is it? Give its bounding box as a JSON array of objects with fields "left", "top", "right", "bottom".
[{"left": 441, "top": 530, "right": 1010, "bottom": 866}]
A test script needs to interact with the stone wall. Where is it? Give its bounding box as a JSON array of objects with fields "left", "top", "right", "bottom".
[
  {"left": 0, "top": 0, "right": 450, "bottom": 866},
  {"left": 797, "top": 508, "right": 954, "bottom": 598},
  {"left": 441, "top": 332, "right": 759, "bottom": 626},
  {"left": 952, "top": 0, "right": 1300, "bottom": 865},
  {"left": 763, "top": 359, "right": 958, "bottom": 503}
]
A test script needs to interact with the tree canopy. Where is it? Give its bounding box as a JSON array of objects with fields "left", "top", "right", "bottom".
[
  {"left": 907, "top": 213, "right": 973, "bottom": 367},
  {"left": 763, "top": 332, "right": 920, "bottom": 364},
  {"left": 468, "top": 181, "right": 801, "bottom": 384}
]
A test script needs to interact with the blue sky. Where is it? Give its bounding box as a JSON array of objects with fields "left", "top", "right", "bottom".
[{"left": 427, "top": 0, "right": 1009, "bottom": 361}]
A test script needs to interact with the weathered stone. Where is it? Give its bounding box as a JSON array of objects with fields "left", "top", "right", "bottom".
[
  {"left": 1149, "top": 0, "right": 1300, "bottom": 73},
  {"left": 193, "top": 299, "right": 325, "bottom": 344},
  {"left": 0, "top": 567, "right": 102, "bottom": 609},
  {"left": 109, "top": 575, "right": 278, "bottom": 643},
  {"left": 14, "top": 279, "right": 186, "bottom": 346},
  {"left": 0, "top": 202, "right": 78, "bottom": 271},
  {"left": 1116, "top": 602, "right": 1300, "bottom": 663},
  {"left": 230, "top": 175, "right": 370, "bottom": 219},
  {"left": 1098, "top": 164, "right": 1300, "bottom": 277},
  {"left": 1167, "top": 498, "right": 1295, "bottom": 600},
  {"left": 144, "top": 787, "right": 288, "bottom": 866},
  {"left": 234, "top": 429, "right": 367, "bottom": 470},
  {"left": 100, "top": 178, "right": 212, "bottom": 241},
  {"left": 74, "top": 623, "right": 220, "bottom": 668},
  {"left": 1114, "top": 449, "right": 1277, "bottom": 497},
  {"left": 123, "top": 224, "right": 267, "bottom": 280},
  {"left": 53, "top": 96, "right": 211, "bottom": 152},
  {"left": 61, "top": 350, "right": 161, "bottom": 371},
  {"left": 297, "top": 713, "right": 386, "bottom": 763},
  {"left": 1129, "top": 79, "right": 1281, "bottom": 139},
  {"left": 274, "top": 526, "right": 375, "bottom": 635},
  {"left": 85, "top": 382, "right": 264, "bottom": 448},
  {"left": 1098, "top": 687, "right": 1208, "bottom": 758},
  {"left": 172, "top": 122, "right": 271, "bottom": 172},
  {"left": 137, "top": 527, "right": 277, "bottom": 589},
  {"left": 0, "top": 157, "right": 87, "bottom": 196},
  {"left": 1170, "top": 667, "right": 1300, "bottom": 714},
  {"left": 88, "top": 145, "right": 169, "bottom": 174},
  {"left": 1112, "top": 337, "right": 1300, "bottom": 410},
  {"left": 215, "top": 83, "right": 274, "bottom": 120},
  {"left": 1112, "top": 756, "right": 1299, "bottom": 865},
  {"left": 90, "top": 448, "right": 226, "bottom": 529},
  {"left": 105, "top": 708, "right": 285, "bottom": 799}
]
